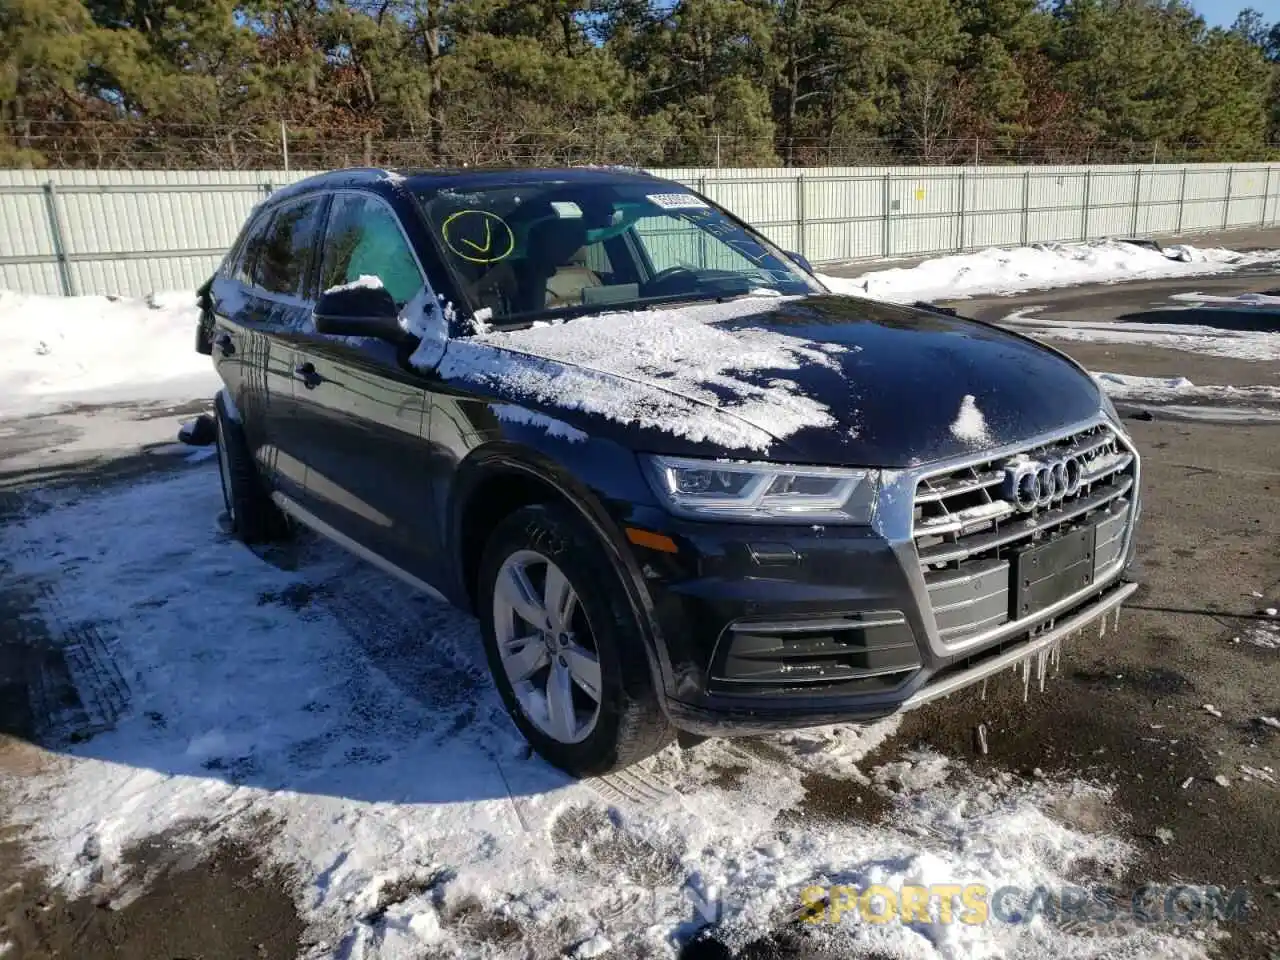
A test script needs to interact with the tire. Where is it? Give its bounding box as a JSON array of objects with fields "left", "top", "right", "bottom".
[
  {"left": 214, "top": 392, "right": 288, "bottom": 544},
  {"left": 478, "top": 503, "right": 672, "bottom": 776}
]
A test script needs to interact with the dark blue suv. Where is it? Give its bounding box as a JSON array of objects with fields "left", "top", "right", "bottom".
[{"left": 198, "top": 166, "right": 1140, "bottom": 775}]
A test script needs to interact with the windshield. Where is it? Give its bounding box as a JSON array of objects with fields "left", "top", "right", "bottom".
[{"left": 415, "top": 180, "right": 822, "bottom": 329}]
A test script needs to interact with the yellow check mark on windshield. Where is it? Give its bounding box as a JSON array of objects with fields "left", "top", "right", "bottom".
[{"left": 461, "top": 220, "right": 493, "bottom": 254}]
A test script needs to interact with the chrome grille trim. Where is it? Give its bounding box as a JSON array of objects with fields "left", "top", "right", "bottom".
[
  {"left": 918, "top": 478, "right": 1133, "bottom": 565},
  {"left": 908, "top": 419, "right": 1139, "bottom": 651},
  {"left": 915, "top": 468, "right": 1005, "bottom": 504}
]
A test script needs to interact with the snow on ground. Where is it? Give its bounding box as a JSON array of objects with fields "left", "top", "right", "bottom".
[
  {"left": 0, "top": 290, "right": 219, "bottom": 417},
  {"left": 0, "top": 463, "right": 1215, "bottom": 959},
  {"left": 1093, "top": 372, "right": 1280, "bottom": 404},
  {"left": 1170, "top": 291, "right": 1280, "bottom": 307},
  {"left": 1001, "top": 306, "right": 1280, "bottom": 362},
  {"left": 819, "top": 240, "right": 1280, "bottom": 304},
  {"left": 1244, "top": 620, "right": 1280, "bottom": 650}
]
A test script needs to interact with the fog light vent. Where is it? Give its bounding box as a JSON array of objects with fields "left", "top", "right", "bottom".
[{"left": 712, "top": 612, "right": 921, "bottom": 688}]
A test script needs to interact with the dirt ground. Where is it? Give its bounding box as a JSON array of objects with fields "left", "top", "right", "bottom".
[{"left": 0, "top": 272, "right": 1277, "bottom": 959}]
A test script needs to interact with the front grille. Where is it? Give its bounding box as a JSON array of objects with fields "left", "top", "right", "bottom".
[{"left": 912, "top": 423, "right": 1135, "bottom": 646}]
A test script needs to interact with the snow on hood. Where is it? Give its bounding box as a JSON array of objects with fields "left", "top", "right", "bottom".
[{"left": 436, "top": 297, "right": 849, "bottom": 452}]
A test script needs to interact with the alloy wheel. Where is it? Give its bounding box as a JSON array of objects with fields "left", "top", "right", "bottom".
[{"left": 492, "top": 549, "right": 602, "bottom": 744}]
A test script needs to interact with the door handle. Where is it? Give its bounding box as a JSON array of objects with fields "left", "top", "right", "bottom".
[
  {"left": 214, "top": 332, "right": 235, "bottom": 357},
  {"left": 294, "top": 362, "right": 323, "bottom": 389}
]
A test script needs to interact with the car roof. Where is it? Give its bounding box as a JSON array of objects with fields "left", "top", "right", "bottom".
[{"left": 268, "top": 165, "right": 669, "bottom": 206}]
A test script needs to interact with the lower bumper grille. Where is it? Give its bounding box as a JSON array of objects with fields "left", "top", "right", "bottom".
[
  {"left": 913, "top": 422, "right": 1136, "bottom": 647},
  {"left": 711, "top": 612, "right": 921, "bottom": 691}
]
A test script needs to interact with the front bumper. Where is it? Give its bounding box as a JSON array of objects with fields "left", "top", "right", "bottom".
[
  {"left": 611, "top": 417, "right": 1140, "bottom": 735},
  {"left": 661, "top": 576, "right": 1137, "bottom": 736}
]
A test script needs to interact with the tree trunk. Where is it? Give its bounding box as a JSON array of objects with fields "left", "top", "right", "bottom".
[
  {"left": 426, "top": 1, "right": 445, "bottom": 163},
  {"left": 781, "top": 0, "right": 803, "bottom": 167}
]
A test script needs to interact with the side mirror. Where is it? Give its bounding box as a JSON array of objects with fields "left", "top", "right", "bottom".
[
  {"left": 314, "top": 283, "right": 409, "bottom": 343},
  {"left": 785, "top": 250, "right": 814, "bottom": 275}
]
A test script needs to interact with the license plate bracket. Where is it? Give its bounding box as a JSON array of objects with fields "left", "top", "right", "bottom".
[{"left": 1011, "top": 524, "right": 1097, "bottom": 620}]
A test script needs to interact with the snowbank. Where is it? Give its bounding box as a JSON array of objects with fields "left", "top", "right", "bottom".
[
  {"left": 1003, "top": 305, "right": 1280, "bottom": 362},
  {"left": 820, "top": 240, "right": 1280, "bottom": 304},
  {"left": 1094, "top": 372, "right": 1280, "bottom": 404},
  {"left": 0, "top": 290, "right": 218, "bottom": 417}
]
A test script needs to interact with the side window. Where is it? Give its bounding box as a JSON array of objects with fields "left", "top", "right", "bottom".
[
  {"left": 233, "top": 210, "right": 273, "bottom": 287},
  {"left": 254, "top": 197, "right": 325, "bottom": 298},
  {"left": 319, "top": 194, "right": 423, "bottom": 305}
]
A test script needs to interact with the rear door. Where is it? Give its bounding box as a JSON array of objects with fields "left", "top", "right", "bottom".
[
  {"left": 209, "top": 194, "right": 327, "bottom": 499},
  {"left": 288, "top": 191, "right": 441, "bottom": 584}
]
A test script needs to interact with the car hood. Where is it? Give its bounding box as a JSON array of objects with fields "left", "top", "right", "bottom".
[{"left": 436, "top": 295, "right": 1105, "bottom": 467}]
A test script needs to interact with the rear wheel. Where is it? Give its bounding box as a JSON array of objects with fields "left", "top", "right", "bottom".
[
  {"left": 214, "top": 393, "right": 288, "bottom": 544},
  {"left": 478, "top": 503, "right": 672, "bottom": 776}
]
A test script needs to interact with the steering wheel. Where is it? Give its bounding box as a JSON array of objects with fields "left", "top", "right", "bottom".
[{"left": 644, "top": 265, "right": 699, "bottom": 296}]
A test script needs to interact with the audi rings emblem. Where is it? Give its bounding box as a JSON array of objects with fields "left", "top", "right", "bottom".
[{"left": 1002, "top": 456, "right": 1083, "bottom": 511}]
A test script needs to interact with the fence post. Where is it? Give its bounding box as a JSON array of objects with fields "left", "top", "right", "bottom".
[
  {"left": 1130, "top": 169, "right": 1141, "bottom": 236},
  {"left": 882, "top": 172, "right": 892, "bottom": 258},
  {"left": 795, "top": 174, "right": 806, "bottom": 261},
  {"left": 1222, "top": 167, "right": 1233, "bottom": 230},
  {"left": 42, "top": 180, "right": 75, "bottom": 297},
  {"left": 1261, "top": 166, "right": 1271, "bottom": 228},
  {"left": 697, "top": 176, "right": 709, "bottom": 268},
  {"left": 957, "top": 170, "right": 966, "bottom": 252},
  {"left": 1080, "top": 170, "right": 1092, "bottom": 241},
  {"left": 1020, "top": 170, "right": 1030, "bottom": 246},
  {"left": 1176, "top": 167, "right": 1188, "bottom": 235},
  {"left": 280, "top": 120, "right": 290, "bottom": 173}
]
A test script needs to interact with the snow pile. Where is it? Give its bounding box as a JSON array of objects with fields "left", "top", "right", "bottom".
[
  {"left": 819, "top": 240, "right": 1280, "bottom": 304},
  {"left": 439, "top": 296, "right": 845, "bottom": 451},
  {"left": 950, "top": 394, "right": 991, "bottom": 446},
  {"left": 1094, "top": 372, "right": 1280, "bottom": 404},
  {"left": 1170, "top": 291, "right": 1280, "bottom": 307},
  {"left": 1003, "top": 306, "right": 1280, "bottom": 362},
  {"left": 1244, "top": 621, "right": 1280, "bottom": 650},
  {"left": 0, "top": 290, "right": 218, "bottom": 416},
  {"left": 0, "top": 465, "right": 1215, "bottom": 959}
]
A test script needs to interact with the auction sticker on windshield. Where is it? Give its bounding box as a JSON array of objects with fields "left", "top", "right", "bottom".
[{"left": 646, "top": 193, "right": 710, "bottom": 210}]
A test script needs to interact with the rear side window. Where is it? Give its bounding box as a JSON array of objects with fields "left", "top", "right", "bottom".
[
  {"left": 319, "top": 194, "right": 423, "bottom": 305},
  {"left": 233, "top": 210, "right": 272, "bottom": 287},
  {"left": 254, "top": 197, "right": 325, "bottom": 297}
]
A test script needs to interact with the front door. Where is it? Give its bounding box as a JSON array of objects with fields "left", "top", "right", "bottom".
[{"left": 289, "top": 191, "right": 442, "bottom": 584}]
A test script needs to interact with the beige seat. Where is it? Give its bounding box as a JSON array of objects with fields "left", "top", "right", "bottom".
[
  {"left": 544, "top": 253, "right": 602, "bottom": 307},
  {"left": 526, "top": 220, "right": 601, "bottom": 310}
]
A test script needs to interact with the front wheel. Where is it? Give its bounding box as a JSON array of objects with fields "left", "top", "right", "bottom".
[{"left": 478, "top": 504, "right": 672, "bottom": 776}]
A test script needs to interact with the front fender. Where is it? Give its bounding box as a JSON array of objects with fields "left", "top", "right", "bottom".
[{"left": 445, "top": 431, "right": 677, "bottom": 706}]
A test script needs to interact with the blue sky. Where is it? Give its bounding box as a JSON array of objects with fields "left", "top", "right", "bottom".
[{"left": 1197, "top": 0, "right": 1274, "bottom": 27}]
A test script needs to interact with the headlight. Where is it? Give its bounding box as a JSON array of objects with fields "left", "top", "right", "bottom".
[
  {"left": 1100, "top": 391, "right": 1123, "bottom": 426},
  {"left": 641, "top": 455, "right": 879, "bottom": 523}
]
